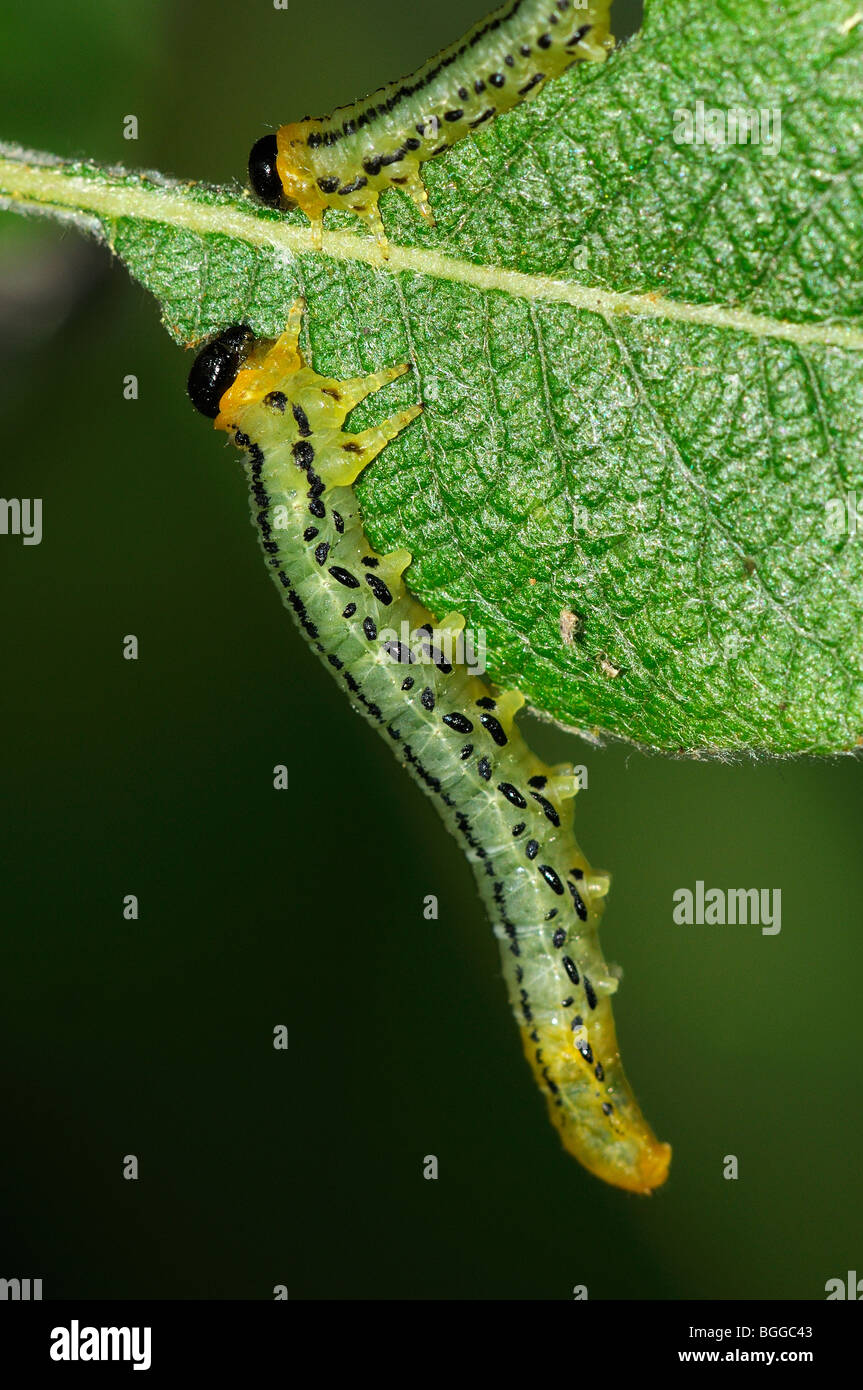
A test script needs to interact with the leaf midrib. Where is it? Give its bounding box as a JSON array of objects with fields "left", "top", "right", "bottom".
[{"left": 2, "top": 150, "right": 862, "bottom": 353}]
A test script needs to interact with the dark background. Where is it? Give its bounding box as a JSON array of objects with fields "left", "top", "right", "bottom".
[{"left": 0, "top": 0, "right": 860, "bottom": 1300}]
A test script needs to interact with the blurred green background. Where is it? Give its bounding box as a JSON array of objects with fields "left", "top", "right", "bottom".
[{"left": 1, "top": 0, "right": 861, "bottom": 1301}]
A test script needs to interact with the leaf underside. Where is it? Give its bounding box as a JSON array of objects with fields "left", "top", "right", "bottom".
[{"left": 2, "top": 0, "right": 863, "bottom": 754}]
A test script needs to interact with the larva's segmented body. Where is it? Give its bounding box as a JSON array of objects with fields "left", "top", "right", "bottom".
[
  {"left": 248, "top": 0, "right": 613, "bottom": 252},
  {"left": 188, "top": 302, "right": 670, "bottom": 1194}
]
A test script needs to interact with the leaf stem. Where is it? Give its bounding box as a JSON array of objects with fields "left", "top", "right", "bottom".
[{"left": 1, "top": 145, "right": 862, "bottom": 352}]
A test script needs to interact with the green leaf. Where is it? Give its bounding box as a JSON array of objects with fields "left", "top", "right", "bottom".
[{"left": 2, "top": 0, "right": 862, "bottom": 755}]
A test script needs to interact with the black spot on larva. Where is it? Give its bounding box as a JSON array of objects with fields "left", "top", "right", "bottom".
[
  {"left": 595, "top": 1062, "right": 605, "bottom": 1082},
  {"left": 458, "top": 85, "right": 468, "bottom": 99},
  {"left": 561, "top": 996, "right": 574, "bottom": 1008},
  {"left": 314, "top": 542, "right": 330, "bottom": 566},
  {"left": 526, "top": 839, "right": 539, "bottom": 860},
  {"left": 309, "top": 498, "right": 325, "bottom": 519},
  {"left": 328, "top": 654, "right": 343, "bottom": 670},
  {"left": 538, "top": 32, "right": 553, "bottom": 49},
  {"left": 571, "top": 867, "right": 584, "bottom": 879},
  {"left": 293, "top": 440, "right": 315, "bottom": 469},
  {"left": 545, "top": 907, "right": 558, "bottom": 920},
  {"left": 583, "top": 975, "right": 598, "bottom": 1010},
  {"left": 474, "top": 77, "right": 486, "bottom": 92},
  {"left": 477, "top": 757, "right": 491, "bottom": 781},
  {"left": 405, "top": 137, "right": 421, "bottom": 151},
  {"left": 602, "top": 1102, "right": 614, "bottom": 1116},
  {"left": 469, "top": 108, "right": 496, "bottom": 128},
  {"left": 520, "top": 43, "right": 531, "bottom": 56},
  {"left": 329, "top": 565, "right": 360, "bottom": 589},
  {"left": 568, "top": 881, "right": 588, "bottom": 922},
  {"left": 531, "top": 792, "right": 560, "bottom": 827},
  {"left": 342, "top": 602, "right": 357, "bottom": 618},
  {"left": 365, "top": 574, "right": 393, "bottom": 605},
  {"left": 420, "top": 686, "right": 435, "bottom": 711},
  {"left": 476, "top": 696, "right": 496, "bottom": 710},
  {"left": 443, "top": 712, "right": 473, "bottom": 734},
  {"left": 567, "top": 25, "right": 591, "bottom": 49},
  {"left": 576, "top": 1039, "right": 594, "bottom": 1065},
  {"left": 562, "top": 956, "right": 580, "bottom": 985},
  {"left": 402, "top": 676, "right": 415, "bottom": 691},
  {"left": 518, "top": 73, "right": 545, "bottom": 95},
  {"left": 489, "top": 72, "right": 505, "bottom": 87},
  {"left": 431, "top": 647, "right": 453, "bottom": 674},
  {"left": 333, "top": 511, "right": 345, "bottom": 534},
  {"left": 264, "top": 390, "right": 287, "bottom": 412},
  {"left": 444, "top": 108, "right": 464, "bottom": 122},
  {"left": 498, "top": 782, "right": 527, "bottom": 809},
  {"left": 542, "top": 1068, "right": 560, "bottom": 1097},
  {"left": 363, "top": 616, "right": 377, "bottom": 641},
  {"left": 317, "top": 175, "right": 339, "bottom": 193},
  {"left": 303, "top": 526, "right": 319, "bottom": 542},
  {"left": 382, "top": 641, "right": 414, "bottom": 663},
  {"left": 552, "top": 926, "right": 565, "bottom": 948},
  {"left": 528, "top": 774, "right": 547, "bottom": 789},
  {"left": 504, "top": 53, "right": 515, "bottom": 66},
  {"left": 379, "top": 147, "right": 408, "bottom": 167},
  {"left": 338, "top": 176, "right": 368, "bottom": 195},
  {"left": 480, "top": 713, "right": 507, "bottom": 746},
  {"left": 572, "top": 1014, "right": 583, "bottom": 1029},
  {"left": 292, "top": 403, "right": 312, "bottom": 437},
  {"left": 460, "top": 743, "right": 473, "bottom": 760},
  {"left": 234, "top": 429, "right": 250, "bottom": 448},
  {"left": 511, "top": 822, "right": 525, "bottom": 836},
  {"left": 361, "top": 556, "right": 380, "bottom": 568},
  {"left": 539, "top": 864, "right": 565, "bottom": 895}
]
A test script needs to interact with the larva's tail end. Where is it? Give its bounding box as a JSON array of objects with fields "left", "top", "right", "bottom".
[
  {"left": 524, "top": 1020, "right": 671, "bottom": 1195},
  {"left": 639, "top": 1141, "right": 673, "bottom": 1194},
  {"left": 559, "top": 1124, "right": 672, "bottom": 1196},
  {"left": 607, "top": 1140, "right": 672, "bottom": 1196}
]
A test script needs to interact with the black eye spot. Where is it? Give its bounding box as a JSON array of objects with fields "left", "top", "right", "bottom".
[
  {"left": 187, "top": 325, "right": 255, "bottom": 418},
  {"left": 264, "top": 390, "right": 287, "bottom": 412},
  {"left": 248, "top": 134, "right": 290, "bottom": 207}
]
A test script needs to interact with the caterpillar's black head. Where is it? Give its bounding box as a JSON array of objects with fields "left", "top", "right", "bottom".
[
  {"left": 248, "top": 134, "right": 283, "bottom": 207},
  {"left": 187, "top": 325, "right": 256, "bottom": 418}
]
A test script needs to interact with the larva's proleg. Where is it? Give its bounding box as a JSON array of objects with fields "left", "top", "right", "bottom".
[
  {"left": 248, "top": 0, "right": 614, "bottom": 254},
  {"left": 187, "top": 302, "right": 670, "bottom": 1194}
]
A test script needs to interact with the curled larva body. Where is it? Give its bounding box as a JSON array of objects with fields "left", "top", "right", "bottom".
[
  {"left": 248, "top": 0, "right": 613, "bottom": 252},
  {"left": 188, "top": 300, "right": 670, "bottom": 1194}
]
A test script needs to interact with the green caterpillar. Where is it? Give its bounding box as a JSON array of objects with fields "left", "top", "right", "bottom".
[
  {"left": 187, "top": 300, "right": 670, "bottom": 1193},
  {"left": 248, "top": 0, "right": 614, "bottom": 252}
]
